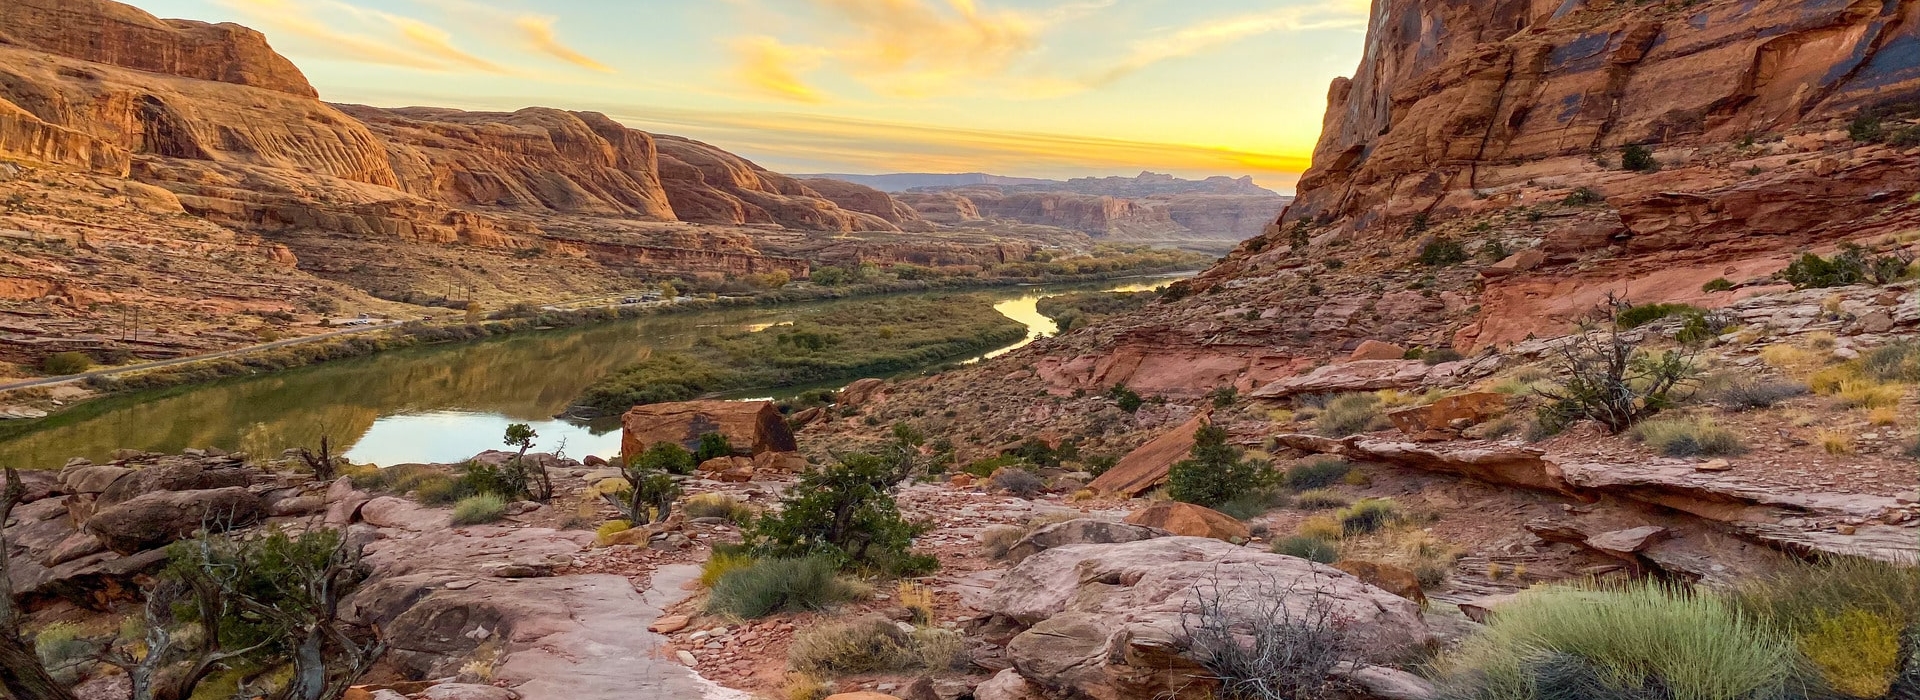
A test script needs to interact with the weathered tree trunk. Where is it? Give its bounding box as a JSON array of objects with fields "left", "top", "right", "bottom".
[{"left": 0, "top": 632, "right": 76, "bottom": 700}]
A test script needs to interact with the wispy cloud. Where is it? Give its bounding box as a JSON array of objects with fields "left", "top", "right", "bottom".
[
  {"left": 515, "top": 16, "right": 615, "bottom": 73},
  {"left": 731, "top": 36, "right": 829, "bottom": 103},
  {"left": 726, "top": 0, "right": 1364, "bottom": 102},
  {"left": 1087, "top": 1, "right": 1368, "bottom": 86},
  {"left": 217, "top": 0, "right": 505, "bottom": 73}
]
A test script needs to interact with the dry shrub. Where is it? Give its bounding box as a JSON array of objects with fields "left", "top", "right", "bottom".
[
  {"left": 979, "top": 525, "right": 1027, "bottom": 560},
  {"left": 683, "top": 493, "right": 755, "bottom": 523},
  {"left": 1293, "top": 489, "right": 1350, "bottom": 511},
  {"left": 1818, "top": 429, "right": 1854, "bottom": 455},
  {"left": 787, "top": 617, "right": 962, "bottom": 677}
]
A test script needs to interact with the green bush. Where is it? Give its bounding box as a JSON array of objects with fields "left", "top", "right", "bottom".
[
  {"left": 1316, "top": 393, "right": 1388, "bottom": 437},
  {"left": 1335, "top": 499, "right": 1398, "bottom": 536},
  {"left": 456, "top": 461, "right": 522, "bottom": 499},
  {"left": 1109, "top": 384, "right": 1145, "bottom": 413},
  {"left": 1702, "top": 278, "right": 1736, "bottom": 292},
  {"left": 1271, "top": 535, "right": 1340, "bottom": 564},
  {"left": 1168, "top": 424, "right": 1273, "bottom": 508},
  {"left": 1860, "top": 341, "right": 1920, "bottom": 383},
  {"left": 1282, "top": 458, "right": 1352, "bottom": 491},
  {"left": 1621, "top": 144, "right": 1661, "bottom": 172},
  {"left": 40, "top": 352, "right": 93, "bottom": 375},
  {"left": 1630, "top": 417, "right": 1747, "bottom": 457},
  {"left": 1562, "top": 187, "right": 1605, "bottom": 206},
  {"left": 1615, "top": 302, "right": 1702, "bottom": 329},
  {"left": 631, "top": 441, "right": 697, "bottom": 475},
  {"left": 1850, "top": 115, "right": 1886, "bottom": 143},
  {"left": 1436, "top": 584, "right": 1806, "bottom": 700},
  {"left": 743, "top": 453, "right": 935, "bottom": 576},
  {"left": 705, "top": 556, "right": 861, "bottom": 618},
  {"left": 451, "top": 493, "right": 509, "bottom": 525},
  {"left": 1419, "top": 238, "right": 1469, "bottom": 267},
  {"left": 695, "top": 432, "right": 733, "bottom": 463}
]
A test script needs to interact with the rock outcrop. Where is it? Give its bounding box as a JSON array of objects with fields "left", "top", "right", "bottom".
[
  {"left": 0, "top": 0, "right": 317, "bottom": 97},
  {"left": 620, "top": 400, "right": 799, "bottom": 460},
  {"left": 978, "top": 537, "right": 1428, "bottom": 699}
]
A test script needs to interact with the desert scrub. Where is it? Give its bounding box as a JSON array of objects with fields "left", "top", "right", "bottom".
[
  {"left": 575, "top": 296, "right": 1029, "bottom": 415},
  {"left": 683, "top": 493, "right": 754, "bottom": 523},
  {"left": 39, "top": 351, "right": 93, "bottom": 375},
  {"left": 742, "top": 452, "right": 936, "bottom": 576},
  {"left": 594, "top": 520, "right": 632, "bottom": 546},
  {"left": 699, "top": 549, "right": 756, "bottom": 588},
  {"left": 1733, "top": 557, "right": 1920, "bottom": 698},
  {"left": 1292, "top": 489, "right": 1350, "bottom": 511},
  {"left": 1706, "top": 376, "right": 1808, "bottom": 410},
  {"left": 989, "top": 468, "right": 1045, "bottom": 500},
  {"left": 1630, "top": 417, "right": 1747, "bottom": 457},
  {"left": 1434, "top": 584, "right": 1806, "bottom": 700},
  {"left": 1335, "top": 499, "right": 1398, "bottom": 536},
  {"left": 978, "top": 524, "right": 1027, "bottom": 560},
  {"left": 1215, "top": 489, "right": 1288, "bottom": 521},
  {"left": 1036, "top": 290, "right": 1153, "bottom": 332},
  {"left": 706, "top": 556, "right": 862, "bottom": 618},
  {"left": 1315, "top": 393, "right": 1389, "bottom": 437},
  {"left": 787, "top": 617, "right": 962, "bottom": 677},
  {"left": 1282, "top": 457, "right": 1352, "bottom": 491},
  {"left": 450, "top": 493, "right": 508, "bottom": 525},
  {"left": 1271, "top": 535, "right": 1340, "bottom": 564}
]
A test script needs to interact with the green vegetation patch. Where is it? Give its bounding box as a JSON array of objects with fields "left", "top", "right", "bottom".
[
  {"left": 1036, "top": 290, "right": 1154, "bottom": 332},
  {"left": 576, "top": 295, "right": 1028, "bottom": 414}
]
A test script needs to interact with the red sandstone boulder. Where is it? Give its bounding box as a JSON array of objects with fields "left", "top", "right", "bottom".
[
  {"left": 1123, "top": 501, "right": 1249, "bottom": 542},
  {"left": 839, "top": 378, "right": 888, "bottom": 407},
  {"left": 1085, "top": 413, "right": 1208, "bottom": 497},
  {"left": 620, "top": 400, "right": 797, "bottom": 460},
  {"left": 1348, "top": 340, "right": 1408, "bottom": 362},
  {"left": 1386, "top": 391, "right": 1508, "bottom": 440}
]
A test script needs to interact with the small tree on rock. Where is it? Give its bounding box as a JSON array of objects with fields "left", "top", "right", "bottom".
[
  {"left": 744, "top": 452, "right": 934, "bottom": 576},
  {"left": 1169, "top": 424, "right": 1272, "bottom": 508},
  {"left": 502, "top": 423, "right": 550, "bottom": 501},
  {"left": 1536, "top": 298, "right": 1699, "bottom": 434}
]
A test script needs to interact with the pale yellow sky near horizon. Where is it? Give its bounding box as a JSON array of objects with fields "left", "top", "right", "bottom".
[{"left": 128, "top": 0, "right": 1370, "bottom": 192}]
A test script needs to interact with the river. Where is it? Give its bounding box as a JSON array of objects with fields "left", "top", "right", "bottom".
[{"left": 0, "top": 274, "right": 1186, "bottom": 468}]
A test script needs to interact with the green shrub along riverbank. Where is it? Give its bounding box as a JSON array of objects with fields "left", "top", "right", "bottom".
[{"left": 573, "top": 295, "right": 1028, "bottom": 416}]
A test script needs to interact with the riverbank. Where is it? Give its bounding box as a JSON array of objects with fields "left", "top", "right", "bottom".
[
  {"left": 0, "top": 275, "right": 1191, "bottom": 468},
  {"left": 0, "top": 264, "right": 1201, "bottom": 418}
]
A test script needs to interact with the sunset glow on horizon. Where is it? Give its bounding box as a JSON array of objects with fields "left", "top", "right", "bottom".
[{"left": 126, "top": 0, "right": 1369, "bottom": 192}]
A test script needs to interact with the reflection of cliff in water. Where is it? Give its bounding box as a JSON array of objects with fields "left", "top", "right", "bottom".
[
  {"left": 0, "top": 274, "right": 1191, "bottom": 469},
  {"left": 0, "top": 311, "right": 751, "bottom": 469}
]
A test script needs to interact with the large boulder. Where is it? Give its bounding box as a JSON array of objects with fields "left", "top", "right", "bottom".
[
  {"left": 1385, "top": 391, "right": 1508, "bottom": 441},
  {"left": 619, "top": 400, "right": 797, "bottom": 459},
  {"left": 98, "top": 460, "right": 253, "bottom": 506},
  {"left": 980, "top": 537, "right": 1428, "bottom": 700},
  {"left": 1124, "top": 501, "right": 1249, "bottom": 542},
  {"left": 61, "top": 466, "right": 132, "bottom": 495},
  {"left": 85, "top": 487, "right": 263, "bottom": 554},
  {"left": 1003, "top": 518, "right": 1167, "bottom": 563},
  {"left": 1248, "top": 360, "right": 1461, "bottom": 399},
  {"left": 1086, "top": 413, "right": 1209, "bottom": 497}
]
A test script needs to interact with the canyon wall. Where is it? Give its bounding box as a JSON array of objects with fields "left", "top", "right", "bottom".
[{"left": 1288, "top": 0, "right": 1920, "bottom": 229}]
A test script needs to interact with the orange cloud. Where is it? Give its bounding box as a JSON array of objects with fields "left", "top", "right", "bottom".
[
  {"left": 1088, "top": 1, "right": 1368, "bottom": 86},
  {"left": 731, "top": 36, "right": 829, "bottom": 103},
  {"left": 387, "top": 15, "right": 506, "bottom": 74},
  {"left": 516, "top": 16, "right": 615, "bottom": 74}
]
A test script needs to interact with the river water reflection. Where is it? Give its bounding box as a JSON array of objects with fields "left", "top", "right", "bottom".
[{"left": 0, "top": 275, "right": 1184, "bottom": 468}]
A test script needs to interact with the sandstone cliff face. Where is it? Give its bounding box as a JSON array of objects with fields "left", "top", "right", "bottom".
[
  {"left": 0, "top": 0, "right": 316, "bottom": 98},
  {"left": 797, "top": 178, "right": 925, "bottom": 226},
  {"left": 896, "top": 186, "right": 1287, "bottom": 249},
  {"left": 1291, "top": 0, "right": 1920, "bottom": 227},
  {"left": 655, "top": 136, "right": 900, "bottom": 232},
  {"left": 339, "top": 106, "right": 676, "bottom": 219}
]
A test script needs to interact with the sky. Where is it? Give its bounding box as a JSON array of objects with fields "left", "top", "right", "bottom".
[{"left": 124, "top": 0, "right": 1370, "bottom": 192}]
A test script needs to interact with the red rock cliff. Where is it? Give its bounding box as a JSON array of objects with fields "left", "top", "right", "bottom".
[
  {"left": 0, "top": 0, "right": 316, "bottom": 98},
  {"left": 1289, "top": 0, "right": 1920, "bottom": 227}
]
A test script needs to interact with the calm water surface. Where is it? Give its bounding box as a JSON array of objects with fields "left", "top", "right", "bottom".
[{"left": 0, "top": 275, "right": 1184, "bottom": 468}]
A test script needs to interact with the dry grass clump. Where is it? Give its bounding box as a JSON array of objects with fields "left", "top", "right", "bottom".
[
  {"left": 450, "top": 493, "right": 508, "bottom": 525},
  {"left": 787, "top": 617, "right": 963, "bottom": 677},
  {"left": 1629, "top": 417, "right": 1747, "bottom": 457},
  {"left": 1732, "top": 557, "right": 1920, "bottom": 698},
  {"left": 1314, "top": 393, "right": 1390, "bottom": 437},
  {"left": 1292, "top": 489, "right": 1350, "bottom": 511},
  {"left": 978, "top": 525, "right": 1027, "bottom": 560},
  {"left": 1817, "top": 429, "right": 1855, "bottom": 455},
  {"left": 683, "top": 493, "right": 755, "bottom": 523},
  {"left": 706, "top": 556, "right": 863, "bottom": 618}
]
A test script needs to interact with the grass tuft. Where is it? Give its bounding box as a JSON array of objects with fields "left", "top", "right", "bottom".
[
  {"left": 1282, "top": 458, "right": 1352, "bottom": 491},
  {"left": 1271, "top": 535, "right": 1340, "bottom": 564},
  {"left": 1630, "top": 417, "right": 1747, "bottom": 457},
  {"left": 706, "top": 556, "right": 862, "bottom": 618},
  {"left": 450, "top": 493, "right": 508, "bottom": 526},
  {"left": 787, "top": 617, "right": 962, "bottom": 677}
]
